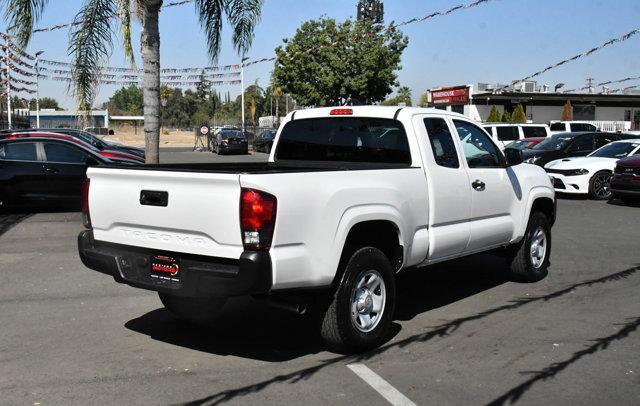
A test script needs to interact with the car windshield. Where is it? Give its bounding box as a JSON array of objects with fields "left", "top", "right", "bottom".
[
  {"left": 221, "top": 130, "right": 244, "bottom": 139},
  {"left": 505, "top": 139, "right": 530, "bottom": 150},
  {"left": 532, "top": 134, "right": 574, "bottom": 151},
  {"left": 72, "top": 131, "right": 103, "bottom": 148},
  {"left": 589, "top": 142, "right": 639, "bottom": 158}
]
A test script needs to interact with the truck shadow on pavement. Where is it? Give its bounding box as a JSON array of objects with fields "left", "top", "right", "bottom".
[
  {"left": 125, "top": 254, "right": 509, "bottom": 362},
  {"left": 164, "top": 264, "right": 639, "bottom": 406}
]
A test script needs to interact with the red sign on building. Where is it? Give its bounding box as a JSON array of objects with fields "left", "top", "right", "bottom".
[{"left": 431, "top": 86, "right": 470, "bottom": 105}]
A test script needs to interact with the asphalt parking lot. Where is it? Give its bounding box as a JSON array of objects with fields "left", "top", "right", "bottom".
[{"left": 1, "top": 149, "right": 639, "bottom": 405}]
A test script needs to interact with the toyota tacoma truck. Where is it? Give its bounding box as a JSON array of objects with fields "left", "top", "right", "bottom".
[{"left": 78, "top": 106, "right": 556, "bottom": 353}]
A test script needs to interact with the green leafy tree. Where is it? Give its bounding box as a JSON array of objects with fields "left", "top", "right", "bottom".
[
  {"left": 29, "top": 97, "right": 62, "bottom": 110},
  {"left": 501, "top": 110, "right": 512, "bottom": 123},
  {"left": 103, "top": 85, "right": 143, "bottom": 115},
  {"left": 418, "top": 91, "right": 429, "bottom": 107},
  {"left": 4, "top": 0, "right": 264, "bottom": 164},
  {"left": 486, "top": 106, "right": 501, "bottom": 122},
  {"left": 274, "top": 17, "right": 408, "bottom": 106},
  {"left": 511, "top": 104, "right": 527, "bottom": 123},
  {"left": 561, "top": 100, "right": 573, "bottom": 121},
  {"left": 382, "top": 86, "right": 412, "bottom": 106}
]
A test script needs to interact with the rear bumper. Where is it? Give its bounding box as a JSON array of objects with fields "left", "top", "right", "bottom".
[
  {"left": 220, "top": 144, "right": 248, "bottom": 153},
  {"left": 611, "top": 178, "right": 640, "bottom": 196},
  {"left": 78, "top": 230, "right": 271, "bottom": 298}
]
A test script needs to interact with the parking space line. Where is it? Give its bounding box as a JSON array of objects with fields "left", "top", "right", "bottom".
[{"left": 347, "top": 363, "right": 417, "bottom": 406}]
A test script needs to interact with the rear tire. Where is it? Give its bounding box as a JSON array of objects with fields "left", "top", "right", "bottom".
[
  {"left": 158, "top": 293, "right": 226, "bottom": 325},
  {"left": 503, "top": 211, "right": 551, "bottom": 282},
  {"left": 588, "top": 170, "right": 612, "bottom": 200},
  {"left": 320, "top": 247, "right": 396, "bottom": 353}
]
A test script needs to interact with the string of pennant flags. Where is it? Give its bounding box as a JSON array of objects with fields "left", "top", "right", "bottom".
[
  {"left": 0, "top": 0, "right": 637, "bottom": 100},
  {"left": 32, "top": 0, "right": 195, "bottom": 33},
  {"left": 563, "top": 75, "right": 640, "bottom": 93},
  {"left": 499, "top": 27, "right": 640, "bottom": 92}
]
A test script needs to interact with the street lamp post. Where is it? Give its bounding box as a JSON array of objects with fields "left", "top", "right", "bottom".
[
  {"left": 240, "top": 56, "right": 248, "bottom": 133},
  {"left": 35, "top": 51, "right": 44, "bottom": 128}
]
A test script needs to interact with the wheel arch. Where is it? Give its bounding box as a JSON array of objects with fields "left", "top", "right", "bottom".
[
  {"left": 331, "top": 210, "right": 406, "bottom": 288},
  {"left": 523, "top": 186, "right": 556, "bottom": 231}
]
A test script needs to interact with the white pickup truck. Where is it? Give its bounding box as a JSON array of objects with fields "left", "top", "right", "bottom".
[{"left": 78, "top": 106, "right": 556, "bottom": 353}]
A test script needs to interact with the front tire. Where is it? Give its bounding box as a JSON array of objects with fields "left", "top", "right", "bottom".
[
  {"left": 320, "top": 247, "right": 396, "bottom": 353},
  {"left": 589, "top": 170, "right": 612, "bottom": 200},
  {"left": 158, "top": 293, "right": 226, "bottom": 325},
  {"left": 265, "top": 143, "right": 271, "bottom": 154},
  {"left": 503, "top": 211, "right": 551, "bottom": 282}
]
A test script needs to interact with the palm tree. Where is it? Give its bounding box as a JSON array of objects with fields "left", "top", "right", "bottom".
[{"left": 4, "top": 0, "right": 263, "bottom": 163}]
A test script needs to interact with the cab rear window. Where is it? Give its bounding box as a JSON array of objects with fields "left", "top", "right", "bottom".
[{"left": 275, "top": 117, "right": 411, "bottom": 165}]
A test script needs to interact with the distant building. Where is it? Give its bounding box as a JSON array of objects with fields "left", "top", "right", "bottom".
[
  {"left": 357, "top": 0, "right": 384, "bottom": 23},
  {"left": 425, "top": 83, "right": 640, "bottom": 131},
  {"left": 29, "top": 109, "right": 109, "bottom": 129}
]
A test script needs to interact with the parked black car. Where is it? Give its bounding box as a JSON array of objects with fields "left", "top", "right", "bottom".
[
  {"left": 254, "top": 129, "right": 277, "bottom": 153},
  {"left": 0, "top": 128, "right": 145, "bottom": 159},
  {"left": 0, "top": 136, "right": 125, "bottom": 211},
  {"left": 211, "top": 129, "right": 248, "bottom": 154},
  {"left": 522, "top": 132, "right": 624, "bottom": 167}
]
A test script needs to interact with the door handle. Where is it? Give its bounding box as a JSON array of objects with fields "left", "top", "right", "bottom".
[
  {"left": 472, "top": 180, "right": 485, "bottom": 191},
  {"left": 44, "top": 167, "right": 59, "bottom": 174}
]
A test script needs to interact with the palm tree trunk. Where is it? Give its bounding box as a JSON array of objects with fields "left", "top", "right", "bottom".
[{"left": 141, "top": 0, "right": 163, "bottom": 164}]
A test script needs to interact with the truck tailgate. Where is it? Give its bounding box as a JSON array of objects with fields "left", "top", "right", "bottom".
[{"left": 87, "top": 167, "right": 243, "bottom": 259}]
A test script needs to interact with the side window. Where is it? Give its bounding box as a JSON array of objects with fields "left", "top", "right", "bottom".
[
  {"left": 550, "top": 122, "right": 566, "bottom": 131},
  {"left": 568, "top": 134, "right": 594, "bottom": 152},
  {"left": 453, "top": 120, "right": 504, "bottom": 168},
  {"left": 43, "top": 142, "right": 88, "bottom": 163},
  {"left": 595, "top": 133, "right": 616, "bottom": 148},
  {"left": 570, "top": 123, "right": 597, "bottom": 132},
  {"left": 423, "top": 118, "right": 459, "bottom": 168},
  {"left": 3, "top": 142, "right": 38, "bottom": 161},
  {"left": 522, "top": 126, "right": 547, "bottom": 138},
  {"left": 484, "top": 127, "right": 494, "bottom": 137},
  {"left": 496, "top": 126, "right": 519, "bottom": 141}
]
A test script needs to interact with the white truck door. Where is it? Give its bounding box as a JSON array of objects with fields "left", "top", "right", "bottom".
[
  {"left": 413, "top": 115, "right": 471, "bottom": 259},
  {"left": 450, "top": 119, "right": 515, "bottom": 252}
]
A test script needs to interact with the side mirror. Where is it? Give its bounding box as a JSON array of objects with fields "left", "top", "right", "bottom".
[
  {"left": 504, "top": 148, "right": 524, "bottom": 167},
  {"left": 108, "top": 129, "right": 115, "bottom": 135},
  {"left": 85, "top": 156, "right": 100, "bottom": 166}
]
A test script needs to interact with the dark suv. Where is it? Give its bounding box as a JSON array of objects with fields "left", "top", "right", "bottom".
[
  {"left": 254, "top": 129, "right": 276, "bottom": 153},
  {"left": 522, "top": 132, "right": 625, "bottom": 167},
  {"left": 212, "top": 129, "right": 248, "bottom": 155},
  {"left": 611, "top": 155, "right": 640, "bottom": 202}
]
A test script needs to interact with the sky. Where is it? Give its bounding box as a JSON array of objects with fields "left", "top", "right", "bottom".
[{"left": 2, "top": 0, "right": 640, "bottom": 110}]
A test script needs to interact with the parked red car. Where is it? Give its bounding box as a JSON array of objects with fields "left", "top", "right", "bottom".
[
  {"left": 610, "top": 155, "right": 640, "bottom": 202},
  {"left": 504, "top": 137, "right": 547, "bottom": 150},
  {"left": 2, "top": 132, "right": 144, "bottom": 164}
]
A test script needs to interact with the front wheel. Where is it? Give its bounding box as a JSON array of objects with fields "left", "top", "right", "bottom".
[
  {"left": 158, "top": 293, "right": 226, "bottom": 325},
  {"left": 589, "top": 171, "right": 612, "bottom": 200},
  {"left": 503, "top": 211, "right": 551, "bottom": 282},
  {"left": 265, "top": 143, "right": 271, "bottom": 154},
  {"left": 320, "top": 247, "right": 396, "bottom": 353}
]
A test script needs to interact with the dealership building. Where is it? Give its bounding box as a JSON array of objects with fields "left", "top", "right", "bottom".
[{"left": 426, "top": 83, "right": 640, "bottom": 131}]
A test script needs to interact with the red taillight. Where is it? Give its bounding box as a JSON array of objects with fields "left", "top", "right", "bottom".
[
  {"left": 330, "top": 108, "right": 353, "bottom": 116},
  {"left": 240, "top": 188, "right": 277, "bottom": 251},
  {"left": 81, "top": 179, "right": 91, "bottom": 229}
]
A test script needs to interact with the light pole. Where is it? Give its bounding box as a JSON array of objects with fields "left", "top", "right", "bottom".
[
  {"left": 35, "top": 51, "right": 44, "bottom": 128},
  {"left": 5, "top": 43, "right": 11, "bottom": 129},
  {"left": 240, "top": 56, "right": 248, "bottom": 132}
]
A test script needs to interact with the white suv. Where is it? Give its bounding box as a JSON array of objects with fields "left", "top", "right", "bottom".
[
  {"left": 483, "top": 123, "right": 551, "bottom": 149},
  {"left": 549, "top": 121, "right": 598, "bottom": 135}
]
